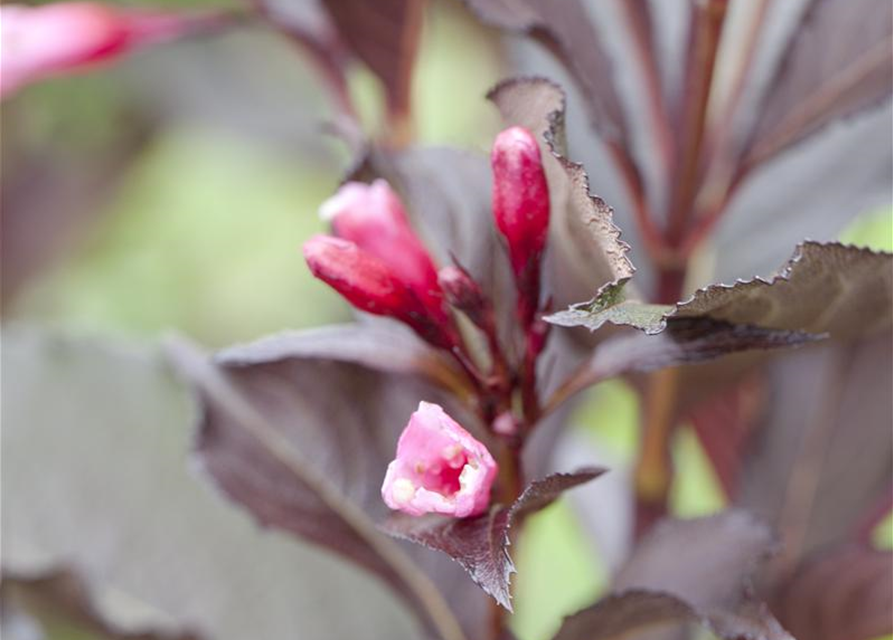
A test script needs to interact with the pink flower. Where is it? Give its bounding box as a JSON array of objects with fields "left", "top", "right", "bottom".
[
  {"left": 303, "top": 235, "right": 454, "bottom": 349},
  {"left": 491, "top": 127, "right": 551, "bottom": 276},
  {"left": 0, "top": 2, "right": 221, "bottom": 98},
  {"left": 1, "top": 3, "right": 129, "bottom": 96},
  {"left": 320, "top": 180, "right": 447, "bottom": 324},
  {"left": 382, "top": 402, "right": 498, "bottom": 518}
]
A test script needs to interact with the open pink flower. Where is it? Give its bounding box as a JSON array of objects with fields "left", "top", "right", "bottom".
[
  {"left": 382, "top": 402, "right": 497, "bottom": 518},
  {"left": 320, "top": 180, "right": 447, "bottom": 324}
]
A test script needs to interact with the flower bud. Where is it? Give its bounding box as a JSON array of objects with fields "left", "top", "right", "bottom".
[
  {"left": 382, "top": 402, "right": 497, "bottom": 518},
  {"left": 492, "top": 411, "right": 519, "bottom": 437},
  {"left": 438, "top": 265, "right": 487, "bottom": 326},
  {"left": 320, "top": 180, "right": 446, "bottom": 323},
  {"left": 0, "top": 2, "right": 219, "bottom": 97},
  {"left": 303, "top": 235, "right": 453, "bottom": 348},
  {"left": 491, "top": 127, "right": 551, "bottom": 283}
]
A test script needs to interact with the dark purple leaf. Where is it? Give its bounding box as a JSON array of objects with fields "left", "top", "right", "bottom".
[
  {"left": 3, "top": 327, "right": 421, "bottom": 640},
  {"left": 772, "top": 544, "right": 893, "bottom": 640},
  {"left": 552, "top": 590, "right": 705, "bottom": 640},
  {"left": 543, "top": 318, "right": 820, "bottom": 415},
  {"left": 550, "top": 242, "right": 893, "bottom": 341},
  {"left": 609, "top": 511, "right": 792, "bottom": 640},
  {"left": 743, "top": 0, "right": 893, "bottom": 169},
  {"left": 320, "top": 0, "right": 422, "bottom": 127},
  {"left": 1, "top": 569, "right": 202, "bottom": 640},
  {"left": 616, "top": 510, "right": 775, "bottom": 601},
  {"left": 738, "top": 332, "right": 893, "bottom": 563},
  {"left": 673, "top": 242, "right": 893, "bottom": 339},
  {"left": 462, "top": 0, "right": 627, "bottom": 144},
  {"left": 383, "top": 468, "right": 606, "bottom": 610},
  {"left": 552, "top": 589, "right": 790, "bottom": 640},
  {"left": 218, "top": 323, "right": 469, "bottom": 395},
  {"left": 168, "top": 333, "right": 472, "bottom": 640}
]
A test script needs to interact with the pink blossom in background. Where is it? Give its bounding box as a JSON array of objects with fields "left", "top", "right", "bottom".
[
  {"left": 320, "top": 180, "right": 447, "bottom": 323},
  {"left": 382, "top": 402, "right": 497, "bottom": 518},
  {"left": 0, "top": 2, "right": 223, "bottom": 98},
  {"left": 1, "top": 3, "right": 129, "bottom": 96}
]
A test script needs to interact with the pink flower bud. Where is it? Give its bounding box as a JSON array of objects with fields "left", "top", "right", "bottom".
[
  {"left": 303, "top": 235, "right": 453, "bottom": 348},
  {"left": 382, "top": 402, "right": 498, "bottom": 518},
  {"left": 492, "top": 411, "right": 519, "bottom": 437},
  {"left": 491, "top": 127, "right": 551, "bottom": 280},
  {"left": 438, "top": 265, "right": 487, "bottom": 326},
  {"left": 320, "top": 180, "right": 446, "bottom": 324},
  {"left": 1, "top": 2, "right": 223, "bottom": 98}
]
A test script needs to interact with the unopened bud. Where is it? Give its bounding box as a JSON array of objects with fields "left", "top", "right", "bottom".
[
  {"left": 492, "top": 411, "right": 519, "bottom": 437},
  {"left": 491, "top": 127, "right": 551, "bottom": 283},
  {"left": 303, "top": 235, "right": 453, "bottom": 349},
  {"left": 438, "top": 265, "right": 487, "bottom": 326},
  {"left": 320, "top": 180, "right": 447, "bottom": 325}
]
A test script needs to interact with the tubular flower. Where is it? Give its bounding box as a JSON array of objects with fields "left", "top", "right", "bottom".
[
  {"left": 2, "top": 2, "right": 128, "bottom": 96},
  {"left": 303, "top": 235, "right": 453, "bottom": 348},
  {"left": 0, "top": 2, "right": 215, "bottom": 97},
  {"left": 382, "top": 402, "right": 498, "bottom": 518},
  {"left": 491, "top": 126, "right": 551, "bottom": 322},
  {"left": 320, "top": 180, "right": 447, "bottom": 324}
]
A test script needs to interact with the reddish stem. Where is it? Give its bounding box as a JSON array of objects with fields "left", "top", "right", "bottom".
[
  {"left": 616, "top": 0, "right": 674, "bottom": 182},
  {"left": 666, "top": 0, "right": 729, "bottom": 246}
]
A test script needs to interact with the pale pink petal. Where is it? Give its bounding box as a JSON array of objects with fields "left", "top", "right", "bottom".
[{"left": 382, "top": 402, "right": 498, "bottom": 518}]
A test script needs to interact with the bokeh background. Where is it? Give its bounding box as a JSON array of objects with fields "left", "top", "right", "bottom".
[{"left": 3, "top": 1, "right": 891, "bottom": 639}]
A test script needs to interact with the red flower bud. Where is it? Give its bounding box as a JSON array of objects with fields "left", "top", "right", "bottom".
[
  {"left": 1, "top": 2, "right": 224, "bottom": 98},
  {"left": 320, "top": 180, "right": 447, "bottom": 325},
  {"left": 303, "top": 235, "right": 454, "bottom": 349},
  {"left": 438, "top": 265, "right": 487, "bottom": 326},
  {"left": 491, "top": 127, "right": 551, "bottom": 282}
]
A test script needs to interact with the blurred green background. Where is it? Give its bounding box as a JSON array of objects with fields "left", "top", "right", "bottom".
[{"left": 3, "top": 1, "right": 891, "bottom": 638}]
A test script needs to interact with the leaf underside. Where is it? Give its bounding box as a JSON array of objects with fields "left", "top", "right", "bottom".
[{"left": 382, "top": 468, "right": 606, "bottom": 611}]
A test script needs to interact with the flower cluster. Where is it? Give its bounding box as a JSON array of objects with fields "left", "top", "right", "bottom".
[{"left": 304, "top": 127, "right": 551, "bottom": 518}]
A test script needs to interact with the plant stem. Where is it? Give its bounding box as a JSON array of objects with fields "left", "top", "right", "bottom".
[
  {"left": 666, "top": 0, "right": 729, "bottom": 246},
  {"left": 633, "top": 366, "right": 681, "bottom": 539},
  {"left": 489, "top": 430, "right": 524, "bottom": 640},
  {"left": 635, "top": 259, "right": 687, "bottom": 538},
  {"left": 616, "top": 0, "right": 673, "bottom": 182}
]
